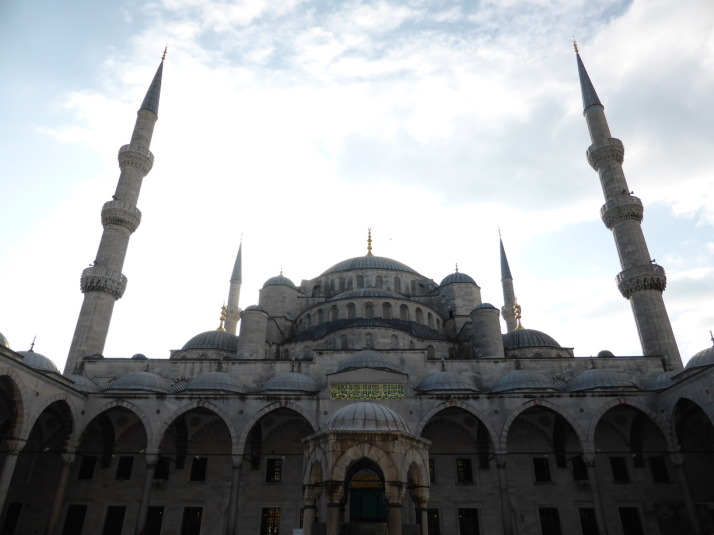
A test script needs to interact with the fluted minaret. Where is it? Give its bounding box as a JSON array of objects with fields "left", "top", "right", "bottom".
[
  {"left": 66, "top": 53, "right": 165, "bottom": 373},
  {"left": 225, "top": 240, "right": 243, "bottom": 335},
  {"left": 500, "top": 236, "right": 518, "bottom": 332},
  {"left": 576, "top": 45, "right": 681, "bottom": 369}
]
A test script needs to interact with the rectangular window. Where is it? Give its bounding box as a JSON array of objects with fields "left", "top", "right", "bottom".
[
  {"left": 61, "top": 505, "right": 87, "bottom": 535},
  {"left": 533, "top": 458, "right": 552, "bottom": 482},
  {"left": 154, "top": 456, "right": 170, "bottom": 480},
  {"left": 260, "top": 508, "right": 281, "bottom": 535},
  {"left": 145, "top": 507, "right": 164, "bottom": 535},
  {"left": 102, "top": 506, "right": 126, "bottom": 535},
  {"left": 1, "top": 503, "right": 21, "bottom": 535},
  {"left": 572, "top": 456, "right": 588, "bottom": 481},
  {"left": 78, "top": 456, "right": 97, "bottom": 480},
  {"left": 649, "top": 457, "right": 670, "bottom": 483},
  {"left": 181, "top": 507, "right": 203, "bottom": 535},
  {"left": 115, "top": 456, "right": 134, "bottom": 480},
  {"left": 618, "top": 507, "right": 644, "bottom": 535},
  {"left": 458, "top": 508, "right": 480, "bottom": 535},
  {"left": 610, "top": 457, "right": 630, "bottom": 483},
  {"left": 456, "top": 458, "right": 473, "bottom": 484},
  {"left": 538, "top": 508, "right": 563, "bottom": 535},
  {"left": 579, "top": 508, "right": 598, "bottom": 535},
  {"left": 266, "top": 458, "right": 283, "bottom": 483},
  {"left": 190, "top": 457, "right": 208, "bottom": 482},
  {"left": 428, "top": 459, "right": 436, "bottom": 484}
]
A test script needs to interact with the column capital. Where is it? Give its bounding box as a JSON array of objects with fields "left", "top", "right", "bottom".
[{"left": 61, "top": 452, "right": 76, "bottom": 464}]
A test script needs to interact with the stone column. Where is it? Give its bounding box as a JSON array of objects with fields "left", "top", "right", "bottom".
[
  {"left": 326, "top": 482, "right": 344, "bottom": 535},
  {"left": 134, "top": 454, "right": 158, "bottom": 535},
  {"left": 496, "top": 454, "right": 513, "bottom": 535},
  {"left": 47, "top": 452, "right": 75, "bottom": 535},
  {"left": 225, "top": 458, "right": 243, "bottom": 535},
  {"left": 671, "top": 453, "right": 703, "bottom": 535},
  {"left": 302, "top": 485, "right": 321, "bottom": 535},
  {"left": 0, "top": 439, "right": 24, "bottom": 514},
  {"left": 583, "top": 452, "right": 609, "bottom": 535},
  {"left": 409, "top": 487, "right": 429, "bottom": 535},
  {"left": 419, "top": 508, "right": 429, "bottom": 535},
  {"left": 386, "top": 482, "right": 405, "bottom": 535}
]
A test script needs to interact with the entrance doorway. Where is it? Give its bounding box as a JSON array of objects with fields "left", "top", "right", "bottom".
[{"left": 346, "top": 460, "right": 387, "bottom": 535}]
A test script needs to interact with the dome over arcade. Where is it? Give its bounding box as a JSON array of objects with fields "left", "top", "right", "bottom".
[
  {"left": 336, "top": 349, "right": 401, "bottom": 373},
  {"left": 17, "top": 349, "right": 59, "bottom": 373},
  {"left": 322, "top": 255, "right": 419, "bottom": 276},
  {"left": 686, "top": 343, "right": 714, "bottom": 369},
  {"left": 183, "top": 372, "right": 247, "bottom": 393},
  {"left": 491, "top": 370, "right": 554, "bottom": 392},
  {"left": 182, "top": 330, "right": 238, "bottom": 352},
  {"left": 65, "top": 373, "right": 99, "bottom": 393},
  {"left": 107, "top": 371, "right": 171, "bottom": 393},
  {"left": 566, "top": 369, "right": 638, "bottom": 392},
  {"left": 440, "top": 271, "right": 476, "bottom": 286},
  {"left": 262, "top": 274, "right": 297, "bottom": 289},
  {"left": 503, "top": 328, "right": 561, "bottom": 350},
  {"left": 645, "top": 371, "right": 677, "bottom": 391},
  {"left": 260, "top": 371, "right": 320, "bottom": 392},
  {"left": 324, "top": 401, "right": 409, "bottom": 432},
  {"left": 0, "top": 332, "right": 9, "bottom": 348},
  {"left": 243, "top": 305, "right": 267, "bottom": 313},
  {"left": 416, "top": 370, "right": 478, "bottom": 392}
]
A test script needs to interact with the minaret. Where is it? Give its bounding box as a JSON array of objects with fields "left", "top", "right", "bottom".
[
  {"left": 500, "top": 234, "right": 518, "bottom": 332},
  {"left": 575, "top": 44, "right": 681, "bottom": 369},
  {"left": 66, "top": 51, "right": 166, "bottom": 373},
  {"left": 225, "top": 240, "right": 242, "bottom": 335}
]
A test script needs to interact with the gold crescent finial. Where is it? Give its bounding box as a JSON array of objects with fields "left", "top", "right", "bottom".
[
  {"left": 455, "top": 263, "right": 459, "bottom": 273},
  {"left": 162, "top": 45, "right": 168, "bottom": 61},
  {"left": 572, "top": 38, "right": 579, "bottom": 54},
  {"left": 367, "top": 228, "right": 373, "bottom": 256},
  {"left": 218, "top": 303, "right": 227, "bottom": 332},
  {"left": 514, "top": 300, "right": 524, "bottom": 330}
]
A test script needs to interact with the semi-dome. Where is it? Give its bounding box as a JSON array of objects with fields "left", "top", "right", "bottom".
[
  {"left": 503, "top": 329, "right": 561, "bottom": 350},
  {"left": 491, "top": 370, "right": 554, "bottom": 393},
  {"left": 0, "top": 332, "right": 9, "bottom": 348},
  {"left": 328, "top": 288, "right": 403, "bottom": 301},
  {"left": 182, "top": 330, "right": 238, "bottom": 352},
  {"left": 686, "top": 344, "right": 714, "bottom": 369},
  {"left": 17, "top": 349, "right": 59, "bottom": 373},
  {"left": 322, "top": 256, "right": 419, "bottom": 276},
  {"left": 183, "top": 372, "right": 247, "bottom": 393},
  {"left": 440, "top": 272, "right": 476, "bottom": 286},
  {"left": 260, "top": 372, "right": 319, "bottom": 392},
  {"left": 262, "top": 274, "right": 297, "bottom": 289},
  {"left": 337, "top": 349, "right": 401, "bottom": 373},
  {"left": 324, "top": 401, "right": 409, "bottom": 432},
  {"left": 567, "top": 369, "right": 638, "bottom": 392},
  {"left": 107, "top": 371, "right": 171, "bottom": 393},
  {"left": 65, "top": 373, "right": 99, "bottom": 393},
  {"left": 416, "top": 371, "right": 478, "bottom": 392}
]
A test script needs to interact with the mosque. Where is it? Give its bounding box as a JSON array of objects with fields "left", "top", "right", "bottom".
[{"left": 0, "top": 47, "right": 713, "bottom": 535}]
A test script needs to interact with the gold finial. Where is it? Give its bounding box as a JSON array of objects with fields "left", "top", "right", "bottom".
[
  {"left": 455, "top": 263, "right": 459, "bottom": 273},
  {"left": 280, "top": 266, "right": 283, "bottom": 276},
  {"left": 367, "top": 228, "right": 373, "bottom": 256},
  {"left": 218, "top": 304, "right": 227, "bottom": 332},
  {"left": 162, "top": 45, "right": 168, "bottom": 61},
  {"left": 572, "top": 38, "right": 579, "bottom": 54},
  {"left": 30, "top": 336, "right": 36, "bottom": 351},
  {"left": 514, "top": 300, "right": 524, "bottom": 330}
]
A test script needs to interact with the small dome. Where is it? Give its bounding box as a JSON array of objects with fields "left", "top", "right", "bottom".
[
  {"left": 17, "top": 349, "right": 59, "bottom": 373},
  {"left": 567, "top": 369, "right": 637, "bottom": 392},
  {"left": 243, "top": 305, "right": 267, "bottom": 313},
  {"left": 183, "top": 372, "right": 247, "bottom": 393},
  {"left": 686, "top": 344, "right": 714, "bottom": 369},
  {"left": 182, "top": 330, "right": 238, "bottom": 352},
  {"left": 645, "top": 371, "right": 677, "bottom": 391},
  {"left": 322, "top": 256, "right": 419, "bottom": 276},
  {"left": 337, "top": 349, "right": 401, "bottom": 373},
  {"left": 597, "top": 350, "right": 615, "bottom": 357},
  {"left": 416, "top": 371, "right": 478, "bottom": 392},
  {"left": 440, "top": 272, "right": 476, "bottom": 286},
  {"left": 474, "top": 303, "right": 498, "bottom": 311},
  {"left": 261, "top": 372, "right": 320, "bottom": 392},
  {"left": 107, "top": 372, "right": 170, "bottom": 393},
  {"left": 324, "top": 402, "right": 409, "bottom": 432},
  {"left": 0, "top": 332, "right": 9, "bottom": 348},
  {"left": 503, "top": 329, "right": 561, "bottom": 350},
  {"left": 329, "top": 288, "right": 403, "bottom": 301},
  {"left": 131, "top": 353, "right": 148, "bottom": 360},
  {"left": 65, "top": 373, "right": 99, "bottom": 393},
  {"left": 491, "top": 370, "right": 554, "bottom": 392},
  {"left": 262, "top": 274, "right": 296, "bottom": 289}
]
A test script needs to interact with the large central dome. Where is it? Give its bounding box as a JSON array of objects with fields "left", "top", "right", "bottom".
[{"left": 321, "top": 255, "right": 419, "bottom": 275}]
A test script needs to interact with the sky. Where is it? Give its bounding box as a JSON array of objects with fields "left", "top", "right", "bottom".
[{"left": 1, "top": 0, "right": 713, "bottom": 373}]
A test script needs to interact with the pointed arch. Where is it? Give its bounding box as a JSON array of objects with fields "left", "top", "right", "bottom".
[
  {"left": 235, "top": 402, "right": 317, "bottom": 456},
  {"left": 155, "top": 400, "right": 239, "bottom": 455}
]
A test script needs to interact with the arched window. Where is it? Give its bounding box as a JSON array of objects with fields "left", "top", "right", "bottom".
[
  {"left": 312, "top": 285, "right": 321, "bottom": 297},
  {"left": 347, "top": 277, "right": 353, "bottom": 290},
  {"left": 415, "top": 308, "right": 423, "bottom": 324},
  {"left": 306, "top": 313, "right": 311, "bottom": 327},
  {"left": 339, "top": 277, "right": 346, "bottom": 291},
  {"left": 394, "top": 277, "right": 401, "bottom": 293},
  {"left": 400, "top": 304, "right": 409, "bottom": 321},
  {"left": 427, "top": 345, "right": 435, "bottom": 359},
  {"left": 357, "top": 276, "right": 364, "bottom": 289},
  {"left": 409, "top": 341, "right": 415, "bottom": 350},
  {"left": 347, "top": 303, "right": 356, "bottom": 319},
  {"left": 283, "top": 349, "right": 289, "bottom": 360},
  {"left": 365, "top": 303, "right": 374, "bottom": 319},
  {"left": 411, "top": 280, "right": 417, "bottom": 295},
  {"left": 427, "top": 312, "right": 433, "bottom": 328},
  {"left": 330, "top": 306, "right": 338, "bottom": 321},
  {"left": 391, "top": 335, "right": 399, "bottom": 349},
  {"left": 317, "top": 309, "right": 324, "bottom": 323},
  {"left": 364, "top": 332, "right": 374, "bottom": 349},
  {"left": 340, "top": 335, "right": 348, "bottom": 350},
  {"left": 382, "top": 302, "right": 392, "bottom": 319},
  {"left": 375, "top": 275, "right": 383, "bottom": 289},
  {"left": 303, "top": 346, "right": 312, "bottom": 358}
]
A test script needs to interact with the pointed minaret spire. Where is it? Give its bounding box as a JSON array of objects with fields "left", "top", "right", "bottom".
[
  {"left": 499, "top": 234, "right": 517, "bottom": 332},
  {"left": 225, "top": 238, "right": 243, "bottom": 335},
  {"left": 577, "top": 47, "right": 681, "bottom": 369},
  {"left": 66, "top": 52, "right": 166, "bottom": 374}
]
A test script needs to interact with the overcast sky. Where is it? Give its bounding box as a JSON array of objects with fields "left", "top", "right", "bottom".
[{"left": 1, "top": 0, "right": 713, "bottom": 372}]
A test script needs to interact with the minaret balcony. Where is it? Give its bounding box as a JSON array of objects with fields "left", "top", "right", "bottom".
[
  {"left": 616, "top": 264, "right": 667, "bottom": 299},
  {"left": 586, "top": 137, "right": 624, "bottom": 170},
  {"left": 118, "top": 143, "right": 154, "bottom": 174},
  {"left": 101, "top": 201, "right": 142, "bottom": 233},
  {"left": 80, "top": 266, "right": 128, "bottom": 300},
  {"left": 600, "top": 196, "right": 644, "bottom": 229}
]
